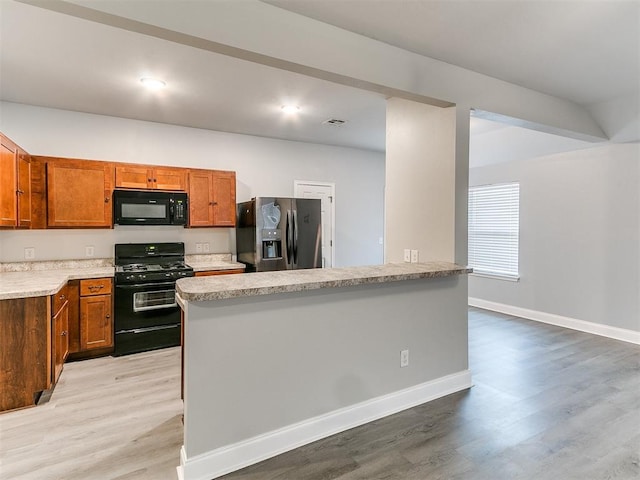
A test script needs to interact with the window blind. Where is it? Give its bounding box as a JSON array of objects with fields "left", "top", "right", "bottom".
[{"left": 468, "top": 182, "right": 520, "bottom": 280}]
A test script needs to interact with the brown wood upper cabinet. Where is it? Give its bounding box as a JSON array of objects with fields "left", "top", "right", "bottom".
[
  {"left": 188, "top": 169, "right": 236, "bottom": 227},
  {"left": 45, "top": 157, "right": 114, "bottom": 228},
  {"left": 115, "top": 164, "right": 187, "bottom": 191},
  {"left": 0, "top": 133, "right": 31, "bottom": 228}
]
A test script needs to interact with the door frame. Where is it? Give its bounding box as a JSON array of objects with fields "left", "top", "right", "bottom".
[{"left": 294, "top": 180, "right": 336, "bottom": 268}]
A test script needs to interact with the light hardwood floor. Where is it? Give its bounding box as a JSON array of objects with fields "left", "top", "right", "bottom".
[
  {"left": 0, "top": 348, "right": 184, "bottom": 480},
  {"left": 1, "top": 308, "right": 638, "bottom": 480}
]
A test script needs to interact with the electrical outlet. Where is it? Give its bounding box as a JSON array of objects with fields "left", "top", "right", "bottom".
[
  {"left": 411, "top": 249, "right": 419, "bottom": 263},
  {"left": 196, "top": 243, "right": 203, "bottom": 253},
  {"left": 24, "top": 247, "right": 35, "bottom": 260},
  {"left": 403, "top": 249, "right": 411, "bottom": 263},
  {"left": 203, "top": 243, "right": 210, "bottom": 253},
  {"left": 400, "top": 349, "right": 409, "bottom": 368},
  {"left": 85, "top": 246, "right": 95, "bottom": 257}
]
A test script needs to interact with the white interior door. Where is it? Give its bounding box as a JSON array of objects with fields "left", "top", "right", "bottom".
[{"left": 294, "top": 181, "right": 335, "bottom": 268}]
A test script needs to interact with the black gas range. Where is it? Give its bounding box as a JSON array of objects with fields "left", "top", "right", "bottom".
[{"left": 114, "top": 242, "right": 194, "bottom": 356}]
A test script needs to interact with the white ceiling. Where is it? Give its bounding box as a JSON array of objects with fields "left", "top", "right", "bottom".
[
  {"left": 265, "top": 0, "right": 640, "bottom": 107},
  {"left": 1, "top": 0, "right": 638, "bottom": 152}
]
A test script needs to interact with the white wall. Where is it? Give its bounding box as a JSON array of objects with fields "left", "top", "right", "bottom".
[
  {"left": 385, "top": 98, "right": 456, "bottom": 263},
  {"left": 469, "top": 142, "right": 640, "bottom": 333},
  {"left": 0, "top": 102, "right": 384, "bottom": 266}
]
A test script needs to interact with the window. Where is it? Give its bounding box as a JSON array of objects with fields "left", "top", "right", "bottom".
[{"left": 468, "top": 182, "right": 520, "bottom": 280}]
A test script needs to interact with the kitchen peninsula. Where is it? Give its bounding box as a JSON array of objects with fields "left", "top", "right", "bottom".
[{"left": 176, "top": 262, "right": 472, "bottom": 480}]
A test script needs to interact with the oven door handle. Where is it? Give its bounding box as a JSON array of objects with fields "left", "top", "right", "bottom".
[
  {"left": 116, "top": 324, "right": 180, "bottom": 335},
  {"left": 134, "top": 301, "right": 177, "bottom": 313},
  {"left": 116, "top": 282, "right": 176, "bottom": 289}
]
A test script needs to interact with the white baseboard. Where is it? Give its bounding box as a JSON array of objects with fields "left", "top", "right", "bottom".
[
  {"left": 180, "top": 370, "right": 472, "bottom": 480},
  {"left": 469, "top": 297, "right": 640, "bottom": 345}
]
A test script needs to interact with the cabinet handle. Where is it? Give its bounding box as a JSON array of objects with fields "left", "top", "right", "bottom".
[
  {"left": 61, "top": 331, "right": 67, "bottom": 336},
  {"left": 106, "top": 314, "right": 111, "bottom": 319},
  {"left": 153, "top": 178, "right": 157, "bottom": 182},
  {"left": 59, "top": 294, "right": 65, "bottom": 300},
  {"left": 104, "top": 197, "right": 109, "bottom": 203}
]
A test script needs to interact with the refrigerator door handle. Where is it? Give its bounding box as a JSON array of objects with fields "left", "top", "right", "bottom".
[
  {"left": 286, "top": 209, "right": 293, "bottom": 265},
  {"left": 292, "top": 209, "right": 298, "bottom": 264}
]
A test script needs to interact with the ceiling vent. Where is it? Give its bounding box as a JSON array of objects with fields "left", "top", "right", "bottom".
[{"left": 322, "top": 118, "right": 347, "bottom": 126}]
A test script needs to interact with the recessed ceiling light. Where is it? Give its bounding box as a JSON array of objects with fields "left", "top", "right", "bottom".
[
  {"left": 140, "top": 77, "right": 166, "bottom": 90},
  {"left": 281, "top": 105, "right": 300, "bottom": 114}
]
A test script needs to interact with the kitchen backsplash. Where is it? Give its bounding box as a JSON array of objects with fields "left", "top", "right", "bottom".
[
  {"left": 0, "top": 227, "right": 235, "bottom": 263},
  {"left": 0, "top": 258, "right": 114, "bottom": 272}
]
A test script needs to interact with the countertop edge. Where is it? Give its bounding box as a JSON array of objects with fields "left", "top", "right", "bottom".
[
  {"left": 0, "top": 268, "right": 115, "bottom": 301},
  {"left": 177, "top": 263, "right": 472, "bottom": 302}
]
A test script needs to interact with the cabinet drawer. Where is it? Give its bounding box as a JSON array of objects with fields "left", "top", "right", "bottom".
[
  {"left": 80, "top": 278, "right": 112, "bottom": 296},
  {"left": 52, "top": 284, "right": 69, "bottom": 316},
  {"left": 194, "top": 269, "right": 244, "bottom": 276}
]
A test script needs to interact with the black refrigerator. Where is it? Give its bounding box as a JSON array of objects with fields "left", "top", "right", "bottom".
[{"left": 236, "top": 197, "right": 323, "bottom": 272}]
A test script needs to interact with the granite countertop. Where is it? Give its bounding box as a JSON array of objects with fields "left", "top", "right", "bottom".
[
  {"left": 0, "top": 263, "right": 115, "bottom": 301},
  {"left": 0, "top": 254, "right": 244, "bottom": 301},
  {"left": 176, "top": 262, "right": 472, "bottom": 302},
  {"left": 185, "top": 254, "right": 245, "bottom": 273}
]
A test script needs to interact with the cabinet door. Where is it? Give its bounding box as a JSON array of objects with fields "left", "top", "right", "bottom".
[
  {"left": 115, "top": 164, "right": 152, "bottom": 189},
  {"left": 154, "top": 167, "right": 187, "bottom": 191},
  {"left": 16, "top": 149, "right": 31, "bottom": 228},
  {"left": 47, "top": 158, "right": 114, "bottom": 227},
  {"left": 212, "top": 172, "right": 236, "bottom": 227},
  {"left": 80, "top": 295, "right": 113, "bottom": 350},
  {"left": 53, "top": 301, "right": 69, "bottom": 384},
  {"left": 188, "top": 170, "right": 215, "bottom": 227},
  {"left": 0, "top": 296, "right": 49, "bottom": 412},
  {"left": 0, "top": 136, "right": 17, "bottom": 227}
]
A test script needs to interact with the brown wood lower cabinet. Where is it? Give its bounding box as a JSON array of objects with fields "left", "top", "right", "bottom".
[
  {"left": 194, "top": 269, "right": 245, "bottom": 277},
  {"left": 0, "top": 278, "right": 114, "bottom": 413},
  {"left": 52, "top": 293, "right": 69, "bottom": 385},
  {"left": 0, "top": 296, "right": 50, "bottom": 412},
  {"left": 80, "top": 293, "right": 112, "bottom": 351},
  {"left": 75, "top": 278, "right": 113, "bottom": 355}
]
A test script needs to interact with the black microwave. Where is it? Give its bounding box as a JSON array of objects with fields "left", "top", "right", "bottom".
[{"left": 113, "top": 190, "right": 188, "bottom": 226}]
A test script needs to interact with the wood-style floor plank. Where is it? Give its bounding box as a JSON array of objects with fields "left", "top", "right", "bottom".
[
  {"left": 1, "top": 308, "right": 638, "bottom": 479},
  {"left": 0, "top": 348, "right": 183, "bottom": 480}
]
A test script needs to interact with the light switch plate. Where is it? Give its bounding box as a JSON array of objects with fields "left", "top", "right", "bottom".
[
  {"left": 403, "top": 249, "right": 411, "bottom": 263},
  {"left": 410, "top": 250, "right": 419, "bottom": 263}
]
